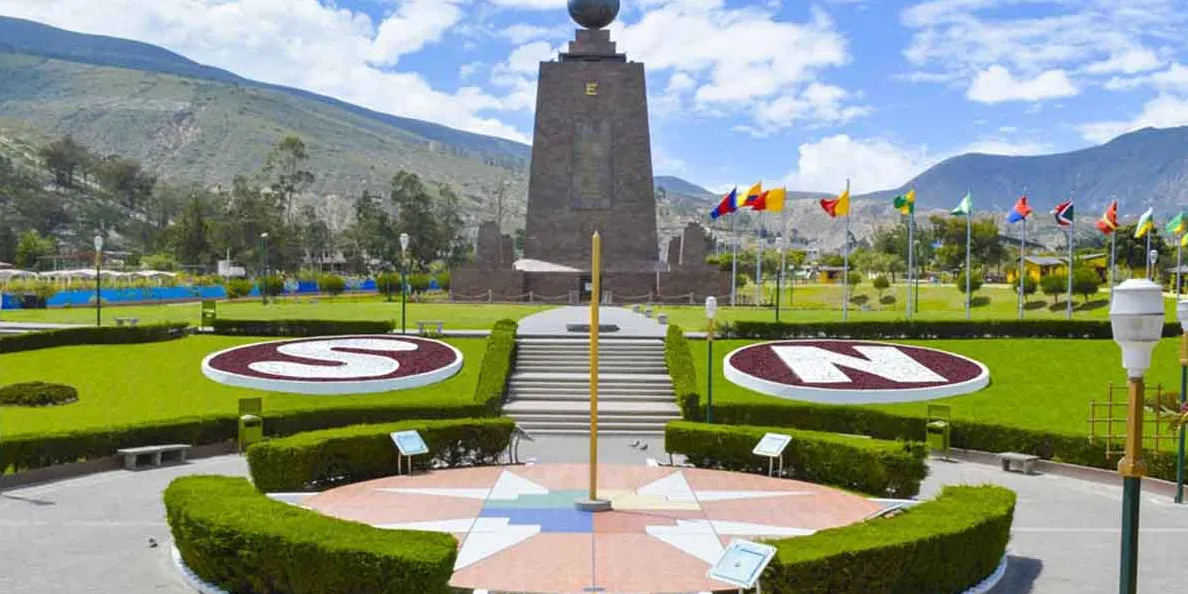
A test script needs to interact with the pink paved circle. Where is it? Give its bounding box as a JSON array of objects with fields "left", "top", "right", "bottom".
[
  {"left": 201, "top": 335, "right": 462, "bottom": 395},
  {"left": 301, "top": 463, "right": 883, "bottom": 594},
  {"left": 725, "top": 339, "right": 990, "bottom": 404}
]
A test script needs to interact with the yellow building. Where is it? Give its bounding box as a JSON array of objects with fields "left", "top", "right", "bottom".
[
  {"left": 1005, "top": 257, "right": 1067, "bottom": 284},
  {"left": 817, "top": 266, "right": 846, "bottom": 283}
]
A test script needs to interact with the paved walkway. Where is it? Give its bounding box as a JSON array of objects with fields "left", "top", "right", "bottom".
[
  {"left": 0, "top": 437, "right": 1185, "bottom": 593},
  {"left": 517, "top": 306, "right": 668, "bottom": 338}
]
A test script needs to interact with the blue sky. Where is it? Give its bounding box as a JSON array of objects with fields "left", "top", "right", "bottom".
[{"left": 2, "top": 0, "right": 1188, "bottom": 194}]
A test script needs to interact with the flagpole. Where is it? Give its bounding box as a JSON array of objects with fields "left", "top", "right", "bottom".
[
  {"left": 1177, "top": 235, "right": 1183, "bottom": 298},
  {"left": 965, "top": 188, "right": 972, "bottom": 320},
  {"left": 1146, "top": 233, "right": 1152, "bottom": 280},
  {"left": 1109, "top": 231, "right": 1117, "bottom": 302},
  {"left": 906, "top": 206, "right": 914, "bottom": 322},
  {"left": 1018, "top": 215, "right": 1026, "bottom": 321},
  {"left": 1066, "top": 192, "right": 1075, "bottom": 320},
  {"left": 730, "top": 213, "right": 738, "bottom": 306},
  {"left": 843, "top": 178, "right": 851, "bottom": 322},
  {"left": 778, "top": 208, "right": 788, "bottom": 322},
  {"left": 755, "top": 217, "right": 763, "bottom": 307}
]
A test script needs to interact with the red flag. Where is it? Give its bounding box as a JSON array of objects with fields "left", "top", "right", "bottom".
[{"left": 1096, "top": 200, "right": 1119, "bottom": 235}]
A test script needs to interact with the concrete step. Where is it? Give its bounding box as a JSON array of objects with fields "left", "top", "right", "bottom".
[
  {"left": 512, "top": 420, "right": 671, "bottom": 433},
  {"left": 517, "top": 338, "right": 663, "bottom": 346},
  {"left": 508, "top": 384, "right": 674, "bottom": 395},
  {"left": 509, "top": 393, "right": 675, "bottom": 403},
  {"left": 514, "top": 365, "right": 669, "bottom": 374},
  {"left": 504, "top": 400, "right": 680, "bottom": 415},
  {"left": 516, "top": 346, "right": 664, "bottom": 353},
  {"left": 507, "top": 414, "right": 680, "bottom": 426},
  {"left": 516, "top": 427, "right": 666, "bottom": 437},
  {"left": 511, "top": 372, "right": 673, "bottom": 383},
  {"left": 516, "top": 352, "right": 665, "bottom": 359}
]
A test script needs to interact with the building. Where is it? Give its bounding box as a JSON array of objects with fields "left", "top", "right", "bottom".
[
  {"left": 1005, "top": 257, "right": 1067, "bottom": 284},
  {"left": 817, "top": 266, "right": 847, "bottom": 283}
]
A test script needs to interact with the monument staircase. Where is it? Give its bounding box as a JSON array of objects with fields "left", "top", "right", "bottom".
[{"left": 502, "top": 336, "right": 682, "bottom": 436}]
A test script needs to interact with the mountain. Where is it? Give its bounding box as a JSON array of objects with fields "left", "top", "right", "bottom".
[{"left": 863, "top": 126, "right": 1188, "bottom": 216}]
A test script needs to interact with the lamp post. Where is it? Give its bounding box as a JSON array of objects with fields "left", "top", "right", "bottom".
[
  {"left": 1176, "top": 299, "right": 1188, "bottom": 504},
  {"left": 93, "top": 235, "right": 103, "bottom": 327},
  {"left": 706, "top": 296, "right": 717, "bottom": 424},
  {"left": 775, "top": 236, "right": 785, "bottom": 322},
  {"left": 1149, "top": 249, "right": 1159, "bottom": 282},
  {"left": 400, "top": 233, "right": 410, "bottom": 335},
  {"left": 259, "top": 232, "right": 269, "bottom": 306},
  {"left": 1110, "top": 279, "right": 1165, "bottom": 594}
]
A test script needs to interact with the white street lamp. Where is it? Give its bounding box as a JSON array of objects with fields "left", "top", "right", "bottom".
[
  {"left": 705, "top": 296, "right": 718, "bottom": 424},
  {"left": 399, "top": 232, "right": 411, "bottom": 334},
  {"left": 93, "top": 235, "right": 104, "bottom": 327},
  {"left": 1109, "top": 278, "right": 1165, "bottom": 594}
]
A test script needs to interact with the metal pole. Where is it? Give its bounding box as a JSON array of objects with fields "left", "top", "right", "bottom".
[
  {"left": 1066, "top": 210, "right": 1075, "bottom": 320},
  {"left": 401, "top": 249, "right": 408, "bottom": 335},
  {"left": 755, "top": 228, "right": 762, "bottom": 308},
  {"left": 1146, "top": 233, "right": 1152, "bottom": 280},
  {"left": 777, "top": 244, "right": 785, "bottom": 322},
  {"left": 589, "top": 231, "right": 601, "bottom": 501},
  {"left": 1178, "top": 332, "right": 1186, "bottom": 504},
  {"left": 907, "top": 211, "right": 914, "bottom": 321},
  {"left": 95, "top": 248, "right": 101, "bottom": 327},
  {"left": 1018, "top": 219, "right": 1026, "bottom": 320},
  {"left": 965, "top": 202, "right": 972, "bottom": 320},
  {"left": 914, "top": 237, "right": 921, "bottom": 314},
  {"left": 1110, "top": 232, "right": 1117, "bottom": 302},
  {"left": 1177, "top": 240, "right": 1183, "bottom": 298},
  {"left": 707, "top": 319, "right": 714, "bottom": 424},
  {"left": 730, "top": 215, "right": 738, "bottom": 307},
  {"left": 843, "top": 179, "right": 851, "bottom": 322},
  {"left": 1118, "top": 376, "right": 1146, "bottom": 594}
]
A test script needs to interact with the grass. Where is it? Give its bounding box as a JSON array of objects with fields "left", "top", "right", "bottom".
[
  {"left": 0, "top": 283, "right": 1154, "bottom": 330},
  {"left": 692, "top": 336, "right": 1188, "bottom": 441},
  {"left": 0, "top": 335, "right": 486, "bottom": 438}
]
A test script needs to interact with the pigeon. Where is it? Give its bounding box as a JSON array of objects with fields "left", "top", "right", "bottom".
[
  {"left": 148, "top": 537, "right": 158, "bottom": 549},
  {"left": 628, "top": 440, "right": 640, "bottom": 448},
  {"left": 638, "top": 443, "right": 648, "bottom": 451}
]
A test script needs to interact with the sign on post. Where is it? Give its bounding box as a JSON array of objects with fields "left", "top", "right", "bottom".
[
  {"left": 752, "top": 433, "right": 792, "bottom": 477},
  {"left": 390, "top": 430, "right": 429, "bottom": 475},
  {"left": 708, "top": 539, "right": 777, "bottom": 591}
]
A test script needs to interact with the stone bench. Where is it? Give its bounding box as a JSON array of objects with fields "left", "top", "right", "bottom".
[
  {"left": 114, "top": 318, "right": 140, "bottom": 327},
  {"left": 998, "top": 452, "right": 1040, "bottom": 475},
  {"left": 116, "top": 444, "right": 191, "bottom": 470},
  {"left": 415, "top": 320, "right": 444, "bottom": 335}
]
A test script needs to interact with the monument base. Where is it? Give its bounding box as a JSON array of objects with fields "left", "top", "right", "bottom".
[
  {"left": 574, "top": 498, "right": 613, "bottom": 512},
  {"left": 449, "top": 268, "right": 731, "bottom": 304}
]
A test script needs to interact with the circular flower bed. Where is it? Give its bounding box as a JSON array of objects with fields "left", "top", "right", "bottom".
[{"left": 0, "top": 382, "right": 80, "bottom": 407}]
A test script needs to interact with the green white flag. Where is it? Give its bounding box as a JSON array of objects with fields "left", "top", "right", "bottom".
[{"left": 951, "top": 191, "right": 972, "bottom": 216}]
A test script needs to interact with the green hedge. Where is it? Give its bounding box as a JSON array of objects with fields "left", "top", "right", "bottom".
[
  {"left": 166, "top": 476, "right": 456, "bottom": 594},
  {"left": 0, "top": 382, "right": 79, "bottom": 407},
  {"left": 765, "top": 485, "right": 1015, "bottom": 593},
  {"left": 211, "top": 319, "right": 394, "bottom": 336},
  {"left": 666, "top": 325, "right": 701, "bottom": 420},
  {"left": 730, "top": 319, "right": 1188, "bottom": 340},
  {"left": 0, "top": 323, "right": 188, "bottom": 354},
  {"left": 247, "top": 417, "right": 515, "bottom": 492},
  {"left": 473, "top": 319, "right": 517, "bottom": 414},
  {"left": 665, "top": 421, "right": 928, "bottom": 498}
]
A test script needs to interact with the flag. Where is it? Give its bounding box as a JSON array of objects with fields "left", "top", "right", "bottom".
[
  {"left": 952, "top": 191, "right": 972, "bottom": 216},
  {"left": 1135, "top": 207, "right": 1155, "bottom": 238},
  {"left": 820, "top": 187, "right": 850, "bottom": 218},
  {"left": 1051, "top": 199, "right": 1074, "bottom": 227},
  {"left": 1096, "top": 200, "right": 1118, "bottom": 235},
  {"left": 1182, "top": 232, "right": 1188, "bottom": 248},
  {"left": 1006, "top": 196, "right": 1032, "bottom": 223},
  {"left": 741, "top": 182, "right": 764, "bottom": 208},
  {"left": 1167, "top": 212, "right": 1186, "bottom": 236},
  {"left": 710, "top": 188, "right": 739, "bottom": 220},
  {"left": 893, "top": 188, "right": 916, "bottom": 215},
  {"left": 752, "top": 188, "right": 786, "bottom": 212}
]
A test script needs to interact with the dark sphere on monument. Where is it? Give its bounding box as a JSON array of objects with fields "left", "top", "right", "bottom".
[{"left": 568, "top": 0, "right": 619, "bottom": 29}]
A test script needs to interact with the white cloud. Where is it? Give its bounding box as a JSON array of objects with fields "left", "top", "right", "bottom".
[
  {"left": 488, "top": 40, "right": 564, "bottom": 112},
  {"left": 960, "top": 138, "right": 1052, "bottom": 156},
  {"left": 498, "top": 23, "right": 566, "bottom": 42},
  {"left": 486, "top": 0, "right": 568, "bottom": 9},
  {"left": 966, "top": 65, "right": 1078, "bottom": 103},
  {"left": 783, "top": 135, "right": 939, "bottom": 194},
  {"left": 0, "top": 0, "right": 529, "bottom": 142},
  {"left": 1078, "top": 94, "right": 1188, "bottom": 143},
  {"left": 751, "top": 83, "right": 870, "bottom": 131},
  {"left": 1084, "top": 47, "right": 1162, "bottom": 75},
  {"left": 459, "top": 61, "right": 485, "bottom": 79}
]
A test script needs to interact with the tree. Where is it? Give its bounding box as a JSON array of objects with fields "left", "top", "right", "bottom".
[
  {"left": 1041, "top": 274, "right": 1066, "bottom": 304},
  {"left": 955, "top": 270, "right": 983, "bottom": 294},
  {"left": 262, "top": 136, "right": 315, "bottom": 220},
  {"left": 1012, "top": 275, "right": 1037, "bottom": 300},
  {"left": 39, "top": 135, "right": 89, "bottom": 188},
  {"left": 846, "top": 271, "right": 863, "bottom": 287},
  {"left": 873, "top": 275, "right": 890, "bottom": 299},
  {"left": 96, "top": 156, "right": 156, "bottom": 211},
  {"left": 169, "top": 193, "right": 215, "bottom": 267},
  {"left": 15, "top": 230, "right": 55, "bottom": 270},
  {"left": 1114, "top": 223, "right": 1171, "bottom": 272},
  {"left": 1073, "top": 267, "right": 1101, "bottom": 302},
  {"left": 927, "top": 215, "right": 1007, "bottom": 270},
  {"left": 389, "top": 171, "right": 465, "bottom": 271}
]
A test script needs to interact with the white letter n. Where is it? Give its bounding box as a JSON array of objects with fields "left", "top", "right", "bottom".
[{"left": 772, "top": 346, "right": 946, "bottom": 384}]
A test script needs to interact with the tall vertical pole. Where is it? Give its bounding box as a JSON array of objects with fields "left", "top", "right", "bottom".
[
  {"left": 965, "top": 194, "right": 972, "bottom": 320},
  {"left": 1118, "top": 375, "right": 1146, "bottom": 594},
  {"left": 95, "top": 248, "right": 102, "bottom": 328},
  {"left": 842, "top": 179, "right": 851, "bottom": 322},
  {"left": 590, "top": 232, "right": 601, "bottom": 500},
  {"left": 1066, "top": 197, "right": 1075, "bottom": 320},
  {"left": 1178, "top": 331, "right": 1186, "bottom": 504},
  {"left": 730, "top": 215, "right": 738, "bottom": 306},
  {"left": 906, "top": 211, "right": 914, "bottom": 321},
  {"left": 401, "top": 249, "right": 408, "bottom": 335},
  {"left": 706, "top": 319, "right": 714, "bottom": 424},
  {"left": 1110, "top": 232, "right": 1117, "bottom": 302},
  {"left": 1177, "top": 239, "right": 1183, "bottom": 297},
  {"left": 1018, "top": 219, "right": 1026, "bottom": 320},
  {"left": 755, "top": 223, "right": 763, "bottom": 307},
  {"left": 777, "top": 241, "right": 786, "bottom": 322},
  {"left": 1146, "top": 233, "right": 1153, "bottom": 280}
]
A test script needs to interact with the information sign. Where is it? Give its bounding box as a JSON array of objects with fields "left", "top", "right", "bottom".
[
  {"left": 391, "top": 430, "right": 429, "bottom": 456},
  {"left": 708, "top": 539, "right": 777, "bottom": 589}
]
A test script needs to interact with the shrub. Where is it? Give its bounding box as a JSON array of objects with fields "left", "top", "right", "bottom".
[
  {"left": 0, "top": 382, "right": 78, "bottom": 407},
  {"left": 224, "top": 278, "right": 253, "bottom": 299},
  {"left": 1012, "top": 275, "right": 1037, "bottom": 298},
  {"left": 211, "top": 319, "right": 393, "bottom": 337},
  {"left": 665, "top": 324, "right": 701, "bottom": 421},
  {"left": 261, "top": 275, "right": 285, "bottom": 297},
  {"left": 1041, "top": 274, "right": 1066, "bottom": 304},
  {"left": 956, "top": 270, "right": 983, "bottom": 294},
  {"left": 765, "top": 485, "right": 1015, "bottom": 593},
  {"left": 473, "top": 319, "right": 517, "bottom": 413},
  {"left": 376, "top": 272, "right": 400, "bottom": 298},
  {"left": 728, "top": 319, "right": 1188, "bottom": 340},
  {"left": 165, "top": 476, "right": 456, "bottom": 594},
  {"left": 247, "top": 418, "right": 515, "bottom": 492},
  {"left": 319, "top": 274, "right": 346, "bottom": 296},
  {"left": 665, "top": 421, "right": 928, "bottom": 498},
  {"left": 1073, "top": 267, "right": 1101, "bottom": 302},
  {"left": 0, "top": 323, "right": 188, "bottom": 355},
  {"left": 873, "top": 275, "right": 890, "bottom": 298},
  {"left": 846, "top": 271, "right": 863, "bottom": 287},
  {"left": 32, "top": 281, "right": 58, "bottom": 300}
]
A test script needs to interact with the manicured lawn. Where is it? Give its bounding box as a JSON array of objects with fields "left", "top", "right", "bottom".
[
  {"left": 691, "top": 337, "right": 1187, "bottom": 443},
  {"left": 0, "top": 335, "right": 486, "bottom": 438}
]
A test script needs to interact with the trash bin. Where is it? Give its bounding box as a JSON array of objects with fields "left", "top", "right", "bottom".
[
  {"left": 201, "top": 300, "right": 217, "bottom": 328},
  {"left": 238, "top": 414, "right": 263, "bottom": 453}
]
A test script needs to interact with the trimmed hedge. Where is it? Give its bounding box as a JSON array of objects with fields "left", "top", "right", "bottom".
[
  {"left": 765, "top": 485, "right": 1015, "bottom": 593},
  {"left": 0, "top": 382, "right": 79, "bottom": 407},
  {"left": 165, "top": 476, "right": 456, "bottom": 594},
  {"left": 730, "top": 319, "right": 1188, "bottom": 340},
  {"left": 247, "top": 418, "right": 515, "bottom": 492},
  {"left": 474, "top": 319, "right": 517, "bottom": 414},
  {"left": 211, "top": 319, "right": 394, "bottom": 336},
  {"left": 666, "top": 324, "right": 702, "bottom": 421},
  {"left": 0, "top": 323, "right": 187, "bottom": 354},
  {"left": 666, "top": 421, "right": 928, "bottom": 498}
]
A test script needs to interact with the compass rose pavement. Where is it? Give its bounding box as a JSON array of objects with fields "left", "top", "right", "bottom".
[{"left": 301, "top": 464, "right": 883, "bottom": 593}]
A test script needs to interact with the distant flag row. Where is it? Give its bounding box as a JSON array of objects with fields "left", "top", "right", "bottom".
[{"left": 709, "top": 182, "right": 786, "bottom": 219}]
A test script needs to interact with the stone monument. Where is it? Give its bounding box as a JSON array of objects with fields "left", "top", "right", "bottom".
[{"left": 451, "top": 0, "right": 730, "bottom": 303}]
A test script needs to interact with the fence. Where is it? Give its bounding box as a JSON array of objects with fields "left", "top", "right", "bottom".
[{"left": 1089, "top": 383, "right": 1182, "bottom": 455}]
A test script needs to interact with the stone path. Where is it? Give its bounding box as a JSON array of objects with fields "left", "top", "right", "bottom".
[{"left": 0, "top": 437, "right": 1186, "bottom": 593}]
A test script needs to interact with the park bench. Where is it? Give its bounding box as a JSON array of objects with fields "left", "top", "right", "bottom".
[
  {"left": 415, "top": 320, "right": 444, "bottom": 335},
  {"left": 114, "top": 318, "right": 140, "bottom": 327},
  {"left": 116, "top": 444, "right": 191, "bottom": 470},
  {"left": 998, "top": 452, "right": 1040, "bottom": 475}
]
